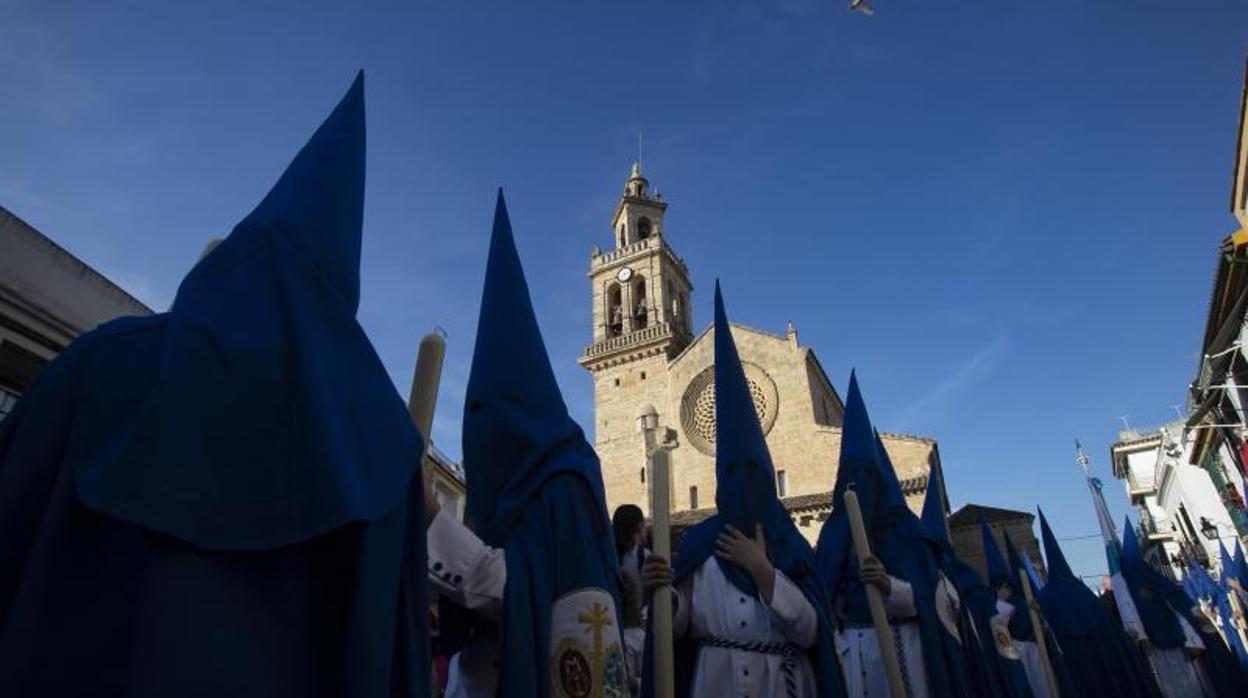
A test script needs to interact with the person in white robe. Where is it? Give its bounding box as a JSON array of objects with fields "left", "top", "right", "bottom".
[
  {"left": 642, "top": 524, "right": 821, "bottom": 698},
  {"left": 833, "top": 556, "right": 931, "bottom": 698},
  {"left": 426, "top": 498, "right": 505, "bottom": 698}
]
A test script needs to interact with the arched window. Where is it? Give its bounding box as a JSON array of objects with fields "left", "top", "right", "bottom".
[
  {"left": 689, "top": 486, "right": 699, "bottom": 509},
  {"left": 617, "top": 224, "right": 625, "bottom": 247},
  {"left": 607, "top": 283, "right": 623, "bottom": 338},
  {"left": 637, "top": 217, "right": 652, "bottom": 240},
  {"left": 632, "top": 278, "right": 648, "bottom": 329}
]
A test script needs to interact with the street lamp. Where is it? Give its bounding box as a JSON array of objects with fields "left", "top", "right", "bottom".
[
  {"left": 1200, "top": 517, "right": 1220, "bottom": 541},
  {"left": 636, "top": 403, "right": 677, "bottom": 698}
]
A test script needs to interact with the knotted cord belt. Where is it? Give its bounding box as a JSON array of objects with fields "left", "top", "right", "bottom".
[{"left": 698, "top": 635, "right": 802, "bottom": 698}]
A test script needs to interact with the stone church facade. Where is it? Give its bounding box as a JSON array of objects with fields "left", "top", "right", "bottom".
[{"left": 579, "top": 163, "right": 946, "bottom": 543}]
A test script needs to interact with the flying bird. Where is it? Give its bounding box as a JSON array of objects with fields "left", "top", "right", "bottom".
[{"left": 849, "top": 0, "right": 874, "bottom": 16}]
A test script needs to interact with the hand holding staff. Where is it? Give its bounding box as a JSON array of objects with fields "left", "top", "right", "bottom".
[{"left": 844, "top": 488, "right": 907, "bottom": 698}]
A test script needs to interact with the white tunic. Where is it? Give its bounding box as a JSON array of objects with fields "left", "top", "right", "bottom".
[
  {"left": 1111, "top": 583, "right": 1214, "bottom": 698},
  {"left": 834, "top": 578, "right": 929, "bottom": 698},
  {"left": 992, "top": 600, "right": 1053, "bottom": 698},
  {"left": 672, "top": 558, "right": 819, "bottom": 698},
  {"left": 427, "top": 509, "right": 506, "bottom": 698}
]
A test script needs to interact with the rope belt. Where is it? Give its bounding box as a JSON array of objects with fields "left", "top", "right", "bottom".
[{"left": 698, "top": 635, "right": 802, "bottom": 698}]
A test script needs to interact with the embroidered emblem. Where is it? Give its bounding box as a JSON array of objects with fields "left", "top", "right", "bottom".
[
  {"left": 551, "top": 588, "right": 627, "bottom": 698},
  {"left": 934, "top": 576, "right": 961, "bottom": 642},
  {"left": 989, "top": 612, "right": 1021, "bottom": 660}
]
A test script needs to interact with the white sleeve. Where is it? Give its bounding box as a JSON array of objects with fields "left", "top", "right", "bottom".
[
  {"left": 427, "top": 508, "right": 506, "bottom": 621},
  {"left": 766, "top": 570, "right": 819, "bottom": 647},
  {"left": 883, "top": 577, "right": 916, "bottom": 618}
]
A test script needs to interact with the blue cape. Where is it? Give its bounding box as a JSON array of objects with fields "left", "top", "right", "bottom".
[
  {"left": 1035, "top": 509, "right": 1161, "bottom": 698},
  {"left": 814, "top": 373, "right": 961, "bottom": 698},
  {"left": 643, "top": 283, "right": 845, "bottom": 698},
  {"left": 462, "top": 192, "right": 622, "bottom": 697},
  {"left": 0, "top": 73, "right": 431, "bottom": 696}
]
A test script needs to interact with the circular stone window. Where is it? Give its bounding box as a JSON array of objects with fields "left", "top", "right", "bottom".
[{"left": 680, "top": 362, "right": 779, "bottom": 456}]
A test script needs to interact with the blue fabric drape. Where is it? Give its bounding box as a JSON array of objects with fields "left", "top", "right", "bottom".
[{"left": 0, "top": 73, "right": 430, "bottom": 697}]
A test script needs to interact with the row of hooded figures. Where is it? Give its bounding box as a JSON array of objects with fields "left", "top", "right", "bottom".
[{"left": 1, "top": 74, "right": 1247, "bottom": 698}]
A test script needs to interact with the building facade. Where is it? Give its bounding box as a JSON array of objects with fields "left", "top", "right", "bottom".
[
  {"left": 579, "top": 163, "right": 945, "bottom": 544},
  {"left": 427, "top": 444, "right": 467, "bottom": 522},
  {"left": 1116, "top": 65, "right": 1248, "bottom": 580},
  {"left": 0, "top": 205, "right": 152, "bottom": 420},
  {"left": 947, "top": 504, "right": 1046, "bottom": 584},
  {"left": 1110, "top": 425, "right": 1243, "bottom": 578}
]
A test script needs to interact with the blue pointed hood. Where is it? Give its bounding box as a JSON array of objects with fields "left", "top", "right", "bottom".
[
  {"left": 706, "top": 282, "right": 817, "bottom": 595},
  {"left": 463, "top": 191, "right": 607, "bottom": 546},
  {"left": 1039, "top": 508, "right": 1075, "bottom": 582},
  {"left": 1036, "top": 508, "right": 1103, "bottom": 636},
  {"left": 220, "top": 73, "right": 364, "bottom": 311},
  {"left": 828, "top": 371, "right": 886, "bottom": 527},
  {"left": 1219, "top": 539, "right": 1235, "bottom": 581},
  {"left": 1121, "top": 517, "right": 1141, "bottom": 560},
  {"left": 980, "top": 517, "right": 1012, "bottom": 590},
  {"left": 1119, "top": 517, "right": 1188, "bottom": 649},
  {"left": 920, "top": 472, "right": 949, "bottom": 549},
  {"left": 816, "top": 373, "right": 963, "bottom": 696},
  {"left": 69, "top": 73, "right": 425, "bottom": 550},
  {"left": 713, "top": 282, "right": 782, "bottom": 534},
  {"left": 1001, "top": 532, "right": 1041, "bottom": 641},
  {"left": 647, "top": 284, "right": 846, "bottom": 698}
]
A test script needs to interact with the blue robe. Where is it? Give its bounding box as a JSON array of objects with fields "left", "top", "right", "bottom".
[
  {"left": 815, "top": 375, "right": 961, "bottom": 698},
  {"left": 643, "top": 284, "right": 844, "bottom": 698},
  {"left": 0, "top": 73, "right": 430, "bottom": 698},
  {"left": 1035, "top": 511, "right": 1159, "bottom": 698},
  {"left": 462, "top": 192, "right": 624, "bottom": 697}
]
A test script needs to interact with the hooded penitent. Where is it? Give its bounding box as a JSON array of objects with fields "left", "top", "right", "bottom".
[
  {"left": 0, "top": 73, "right": 431, "bottom": 697},
  {"left": 1035, "top": 509, "right": 1162, "bottom": 698},
  {"left": 1001, "top": 532, "right": 1080, "bottom": 698},
  {"left": 1120, "top": 519, "right": 1246, "bottom": 693},
  {"left": 463, "top": 191, "right": 626, "bottom": 697},
  {"left": 920, "top": 481, "right": 1032, "bottom": 698},
  {"left": 643, "top": 283, "right": 845, "bottom": 698},
  {"left": 814, "top": 373, "right": 964, "bottom": 698}
]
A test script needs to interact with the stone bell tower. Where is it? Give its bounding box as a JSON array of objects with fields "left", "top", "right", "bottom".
[{"left": 579, "top": 162, "right": 693, "bottom": 513}]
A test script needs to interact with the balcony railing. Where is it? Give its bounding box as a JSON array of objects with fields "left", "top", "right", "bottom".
[
  {"left": 582, "top": 322, "right": 677, "bottom": 359},
  {"left": 591, "top": 237, "right": 655, "bottom": 269}
]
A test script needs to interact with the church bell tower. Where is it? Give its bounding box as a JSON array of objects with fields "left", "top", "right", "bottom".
[
  {"left": 579, "top": 161, "right": 693, "bottom": 371},
  {"left": 580, "top": 162, "right": 693, "bottom": 514}
]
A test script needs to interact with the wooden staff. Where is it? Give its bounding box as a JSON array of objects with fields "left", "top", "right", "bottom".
[
  {"left": 844, "top": 488, "right": 907, "bottom": 698},
  {"left": 1019, "top": 568, "right": 1059, "bottom": 698},
  {"left": 407, "top": 331, "right": 446, "bottom": 455},
  {"left": 646, "top": 430, "right": 675, "bottom": 698}
]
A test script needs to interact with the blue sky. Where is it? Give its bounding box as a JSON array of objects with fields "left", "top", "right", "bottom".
[{"left": 4, "top": 0, "right": 1247, "bottom": 582}]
